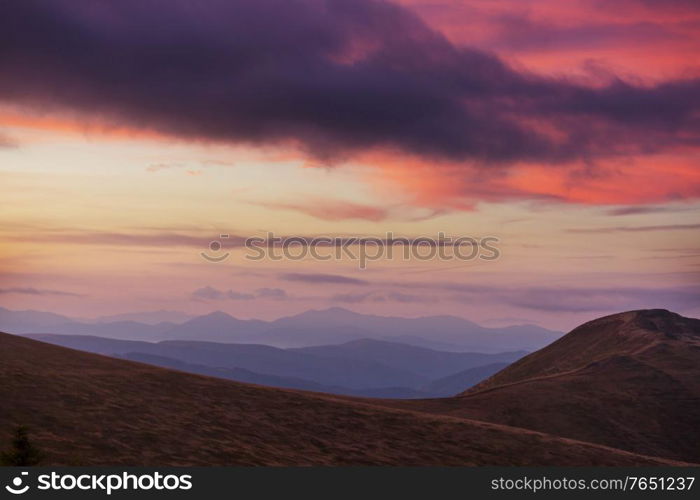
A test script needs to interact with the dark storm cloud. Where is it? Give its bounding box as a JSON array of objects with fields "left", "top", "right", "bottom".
[{"left": 1, "top": 0, "right": 698, "bottom": 165}]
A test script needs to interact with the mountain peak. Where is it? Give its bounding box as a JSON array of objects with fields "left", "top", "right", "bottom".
[
  {"left": 462, "top": 309, "right": 700, "bottom": 396},
  {"left": 573, "top": 309, "right": 700, "bottom": 343},
  {"left": 191, "top": 310, "right": 237, "bottom": 322},
  {"left": 309, "top": 307, "right": 359, "bottom": 316},
  {"left": 280, "top": 307, "right": 362, "bottom": 322},
  {"left": 387, "top": 309, "right": 700, "bottom": 464}
]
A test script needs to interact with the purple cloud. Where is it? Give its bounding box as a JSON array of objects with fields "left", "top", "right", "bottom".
[
  {"left": 5, "top": 229, "right": 248, "bottom": 249},
  {"left": 255, "top": 288, "right": 288, "bottom": 300},
  {"left": 422, "top": 282, "right": 700, "bottom": 313},
  {"left": 191, "top": 287, "right": 255, "bottom": 301},
  {"left": 330, "top": 292, "right": 384, "bottom": 303},
  {"left": 280, "top": 273, "right": 369, "bottom": 285},
  {"left": 0, "top": 0, "right": 698, "bottom": 168},
  {"left": 192, "top": 286, "right": 290, "bottom": 301},
  {"left": 604, "top": 205, "right": 697, "bottom": 216},
  {"left": 0, "top": 287, "right": 83, "bottom": 297},
  {"left": 487, "top": 13, "right": 681, "bottom": 52},
  {"left": 329, "top": 290, "right": 435, "bottom": 304},
  {"left": 328, "top": 278, "right": 700, "bottom": 313},
  {"left": 567, "top": 224, "right": 700, "bottom": 233}
]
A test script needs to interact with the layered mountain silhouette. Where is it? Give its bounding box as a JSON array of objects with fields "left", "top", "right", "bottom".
[
  {"left": 118, "top": 352, "right": 429, "bottom": 399},
  {"left": 419, "top": 363, "right": 511, "bottom": 397},
  {"left": 380, "top": 309, "right": 700, "bottom": 463},
  {"left": 1, "top": 308, "right": 696, "bottom": 465},
  {"left": 0, "top": 329, "right": 683, "bottom": 466},
  {"left": 0, "top": 306, "right": 561, "bottom": 351},
  {"left": 24, "top": 335, "right": 524, "bottom": 397}
]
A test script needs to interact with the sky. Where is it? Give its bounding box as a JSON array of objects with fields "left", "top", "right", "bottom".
[{"left": 0, "top": 0, "right": 699, "bottom": 330}]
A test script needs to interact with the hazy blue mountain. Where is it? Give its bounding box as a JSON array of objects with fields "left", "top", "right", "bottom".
[
  {"left": 0, "top": 306, "right": 75, "bottom": 332},
  {"left": 118, "top": 352, "right": 430, "bottom": 398},
  {"left": 25, "top": 334, "right": 150, "bottom": 353},
  {"left": 93, "top": 310, "right": 193, "bottom": 325},
  {"left": 37, "top": 320, "right": 177, "bottom": 341},
  {"left": 419, "top": 362, "right": 511, "bottom": 397},
  {"left": 163, "top": 311, "right": 268, "bottom": 342},
  {"left": 268, "top": 308, "right": 561, "bottom": 351},
  {"left": 24, "top": 333, "right": 512, "bottom": 397},
  {"left": 244, "top": 325, "right": 371, "bottom": 348},
  {"left": 293, "top": 339, "right": 525, "bottom": 379},
  {"left": 118, "top": 352, "right": 343, "bottom": 393},
  {"left": 3, "top": 306, "right": 562, "bottom": 352},
  {"left": 0, "top": 307, "right": 174, "bottom": 340},
  {"left": 163, "top": 308, "right": 561, "bottom": 351},
  {"left": 154, "top": 341, "right": 427, "bottom": 389},
  {"left": 24, "top": 334, "right": 427, "bottom": 390}
]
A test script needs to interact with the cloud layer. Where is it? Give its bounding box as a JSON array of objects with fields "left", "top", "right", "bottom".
[
  {"left": 0, "top": 287, "right": 83, "bottom": 297},
  {"left": 327, "top": 281, "right": 700, "bottom": 313},
  {"left": 1, "top": 0, "right": 698, "bottom": 183}
]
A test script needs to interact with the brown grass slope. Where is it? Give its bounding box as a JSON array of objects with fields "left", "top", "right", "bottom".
[
  {"left": 379, "top": 310, "right": 700, "bottom": 464},
  {"left": 0, "top": 332, "right": 679, "bottom": 466}
]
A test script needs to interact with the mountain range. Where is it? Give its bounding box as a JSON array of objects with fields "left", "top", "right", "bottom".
[
  {"left": 1, "top": 308, "right": 696, "bottom": 465},
  {"left": 0, "top": 306, "right": 561, "bottom": 352},
  {"left": 1, "top": 312, "right": 691, "bottom": 466},
  {"left": 23, "top": 335, "right": 525, "bottom": 397}
]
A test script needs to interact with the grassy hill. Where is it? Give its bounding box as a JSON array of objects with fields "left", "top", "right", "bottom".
[
  {"left": 0, "top": 331, "right": 679, "bottom": 466},
  {"left": 377, "top": 310, "right": 700, "bottom": 463}
]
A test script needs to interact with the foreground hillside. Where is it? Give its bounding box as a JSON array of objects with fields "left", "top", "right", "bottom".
[
  {"left": 381, "top": 310, "right": 700, "bottom": 463},
  {"left": 0, "top": 332, "right": 677, "bottom": 466}
]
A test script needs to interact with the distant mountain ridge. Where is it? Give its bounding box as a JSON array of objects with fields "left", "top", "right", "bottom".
[
  {"left": 24, "top": 334, "right": 525, "bottom": 397},
  {"left": 92, "top": 310, "right": 194, "bottom": 325},
  {"left": 117, "top": 352, "right": 429, "bottom": 399},
  {"left": 0, "top": 306, "right": 561, "bottom": 352},
  {"left": 420, "top": 363, "right": 511, "bottom": 397},
  {"left": 292, "top": 339, "right": 523, "bottom": 379}
]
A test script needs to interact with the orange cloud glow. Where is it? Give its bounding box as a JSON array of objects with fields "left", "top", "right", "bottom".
[
  {"left": 366, "top": 149, "right": 700, "bottom": 209},
  {"left": 0, "top": 110, "right": 166, "bottom": 142}
]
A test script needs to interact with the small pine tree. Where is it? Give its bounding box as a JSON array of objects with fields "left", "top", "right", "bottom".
[{"left": 0, "top": 426, "right": 43, "bottom": 466}]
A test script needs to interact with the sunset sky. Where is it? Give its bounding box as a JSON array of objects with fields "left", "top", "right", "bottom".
[{"left": 1, "top": 0, "right": 699, "bottom": 330}]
